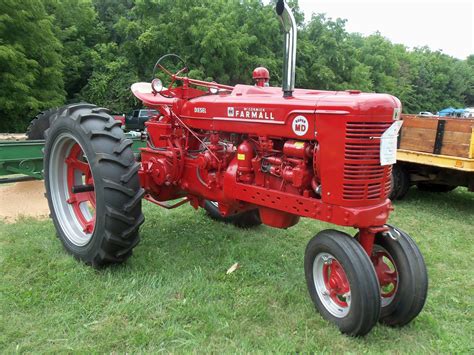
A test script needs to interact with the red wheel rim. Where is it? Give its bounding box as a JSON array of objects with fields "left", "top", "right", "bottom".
[
  {"left": 372, "top": 246, "right": 398, "bottom": 303},
  {"left": 65, "top": 143, "right": 96, "bottom": 234},
  {"left": 313, "top": 252, "right": 351, "bottom": 317},
  {"left": 323, "top": 260, "right": 351, "bottom": 308}
]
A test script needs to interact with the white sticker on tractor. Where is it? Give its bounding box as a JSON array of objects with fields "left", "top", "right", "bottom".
[
  {"left": 393, "top": 107, "right": 401, "bottom": 120},
  {"left": 292, "top": 116, "right": 309, "bottom": 136},
  {"left": 380, "top": 121, "right": 403, "bottom": 166}
]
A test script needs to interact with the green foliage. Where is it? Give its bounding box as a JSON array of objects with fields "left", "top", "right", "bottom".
[
  {"left": 81, "top": 43, "right": 139, "bottom": 113},
  {"left": 44, "top": 0, "right": 105, "bottom": 100},
  {"left": 0, "top": 0, "right": 65, "bottom": 132},
  {"left": 1, "top": 0, "right": 473, "bottom": 132},
  {"left": 298, "top": 15, "right": 364, "bottom": 91}
]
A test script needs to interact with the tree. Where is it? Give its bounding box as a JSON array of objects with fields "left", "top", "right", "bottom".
[
  {"left": 44, "top": 0, "right": 105, "bottom": 101},
  {"left": 463, "top": 55, "right": 474, "bottom": 106},
  {"left": 93, "top": 0, "right": 134, "bottom": 43},
  {"left": 81, "top": 43, "right": 138, "bottom": 113},
  {"left": 2, "top": 0, "right": 473, "bottom": 131},
  {"left": 0, "top": 0, "right": 65, "bottom": 131}
]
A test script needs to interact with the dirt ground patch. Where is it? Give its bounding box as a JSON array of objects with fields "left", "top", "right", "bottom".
[
  {"left": 0, "top": 180, "right": 49, "bottom": 223},
  {"left": 0, "top": 133, "right": 27, "bottom": 141}
]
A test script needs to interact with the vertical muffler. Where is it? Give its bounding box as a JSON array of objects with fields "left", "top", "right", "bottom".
[{"left": 276, "top": 0, "right": 297, "bottom": 97}]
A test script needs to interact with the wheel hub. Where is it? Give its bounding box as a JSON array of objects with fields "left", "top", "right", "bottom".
[
  {"left": 371, "top": 245, "right": 398, "bottom": 305},
  {"left": 313, "top": 252, "right": 351, "bottom": 317},
  {"left": 65, "top": 143, "right": 96, "bottom": 234},
  {"left": 49, "top": 133, "right": 96, "bottom": 246},
  {"left": 324, "top": 260, "right": 350, "bottom": 307}
]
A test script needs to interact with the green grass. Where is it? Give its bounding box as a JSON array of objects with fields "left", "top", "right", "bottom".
[{"left": 1, "top": 188, "right": 473, "bottom": 353}]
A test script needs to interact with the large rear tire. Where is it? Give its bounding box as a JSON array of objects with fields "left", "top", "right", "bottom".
[
  {"left": 26, "top": 108, "right": 60, "bottom": 140},
  {"left": 44, "top": 103, "right": 145, "bottom": 267},
  {"left": 203, "top": 200, "right": 261, "bottom": 228},
  {"left": 304, "top": 230, "right": 381, "bottom": 336}
]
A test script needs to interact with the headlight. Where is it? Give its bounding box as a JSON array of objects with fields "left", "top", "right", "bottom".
[{"left": 151, "top": 78, "right": 163, "bottom": 93}]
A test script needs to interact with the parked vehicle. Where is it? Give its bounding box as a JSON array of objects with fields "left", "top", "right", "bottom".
[
  {"left": 125, "top": 108, "right": 159, "bottom": 131},
  {"left": 463, "top": 108, "right": 474, "bottom": 118},
  {"left": 391, "top": 114, "right": 474, "bottom": 199},
  {"left": 112, "top": 113, "right": 126, "bottom": 128},
  {"left": 40, "top": 0, "right": 427, "bottom": 337},
  {"left": 437, "top": 107, "right": 466, "bottom": 118},
  {"left": 418, "top": 111, "right": 435, "bottom": 117}
]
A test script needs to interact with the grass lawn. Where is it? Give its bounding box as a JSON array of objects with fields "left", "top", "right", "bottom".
[{"left": 1, "top": 187, "right": 473, "bottom": 352}]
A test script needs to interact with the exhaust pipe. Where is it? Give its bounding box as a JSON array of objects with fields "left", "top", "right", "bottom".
[{"left": 276, "top": 0, "right": 297, "bottom": 97}]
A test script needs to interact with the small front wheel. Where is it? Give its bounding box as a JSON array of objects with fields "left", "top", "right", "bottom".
[
  {"left": 372, "top": 225, "right": 428, "bottom": 326},
  {"left": 304, "top": 230, "right": 381, "bottom": 336}
]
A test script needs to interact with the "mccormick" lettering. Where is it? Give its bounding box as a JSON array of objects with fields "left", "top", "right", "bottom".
[{"left": 227, "top": 107, "right": 275, "bottom": 120}]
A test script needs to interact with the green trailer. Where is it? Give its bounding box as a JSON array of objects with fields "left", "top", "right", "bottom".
[{"left": 0, "top": 133, "right": 146, "bottom": 183}]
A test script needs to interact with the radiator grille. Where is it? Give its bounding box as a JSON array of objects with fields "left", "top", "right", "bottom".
[{"left": 343, "top": 122, "right": 393, "bottom": 201}]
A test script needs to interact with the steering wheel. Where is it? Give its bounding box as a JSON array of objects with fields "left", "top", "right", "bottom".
[{"left": 152, "top": 54, "right": 188, "bottom": 98}]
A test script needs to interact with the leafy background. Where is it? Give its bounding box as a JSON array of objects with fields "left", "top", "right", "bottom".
[{"left": 1, "top": 0, "right": 473, "bottom": 131}]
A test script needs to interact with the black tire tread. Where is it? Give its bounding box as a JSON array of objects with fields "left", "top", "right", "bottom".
[
  {"left": 103, "top": 178, "right": 136, "bottom": 197},
  {"left": 44, "top": 103, "right": 144, "bottom": 267},
  {"left": 26, "top": 108, "right": 60, "bottom": 140},
  {"left": 124, "top": 189, "right": 146, "bottom": 213},
  {"left": 89, "top": 131, "right": 121, "bottom": 141},
  {"left": 390, "top": 164, "right": 410, "bottom": 200},
  {"left": 79, "top": 113, "right": 109, "bottom": 123},
  {"left": 377, "top": 225, "right": 428, "bottom": 326},
  {"left": 304, "top": 230, "right": 381, "bottom": 336},
  {"left": 105, "top": 205, "right": 137, "bottom": 225},
  {"left": 120, "top": 162, "right": 140, "bottom": 182},
  {"left": 96, "top": 153, "right": 133, "bottom": 168},
  {"left": 114, "top": 139, "right": 134, "bottom": 155}
]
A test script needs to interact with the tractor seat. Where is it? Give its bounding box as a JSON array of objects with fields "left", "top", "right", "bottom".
[{"left": 131, "top": 82, "right": 175, "bottom": 106}]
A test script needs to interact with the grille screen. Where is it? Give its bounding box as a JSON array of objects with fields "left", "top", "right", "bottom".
[{"left": 343, "top": 122, "right": 392, "bottom": 200}]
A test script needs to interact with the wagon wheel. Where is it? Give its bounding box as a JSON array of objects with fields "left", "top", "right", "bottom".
[
  {"left": 43, "top": 104, "right": 145, "bottom": 267},
  {"left": 389, "top": 164, "right": 410, "bottom": 200}
]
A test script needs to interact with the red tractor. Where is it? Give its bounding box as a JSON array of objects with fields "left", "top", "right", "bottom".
[{"left": 43, "top": 0, "right": 427, "bottom": 336}]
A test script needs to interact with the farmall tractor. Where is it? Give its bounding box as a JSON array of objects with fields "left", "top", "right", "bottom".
[{"left": 43, "top": 0, "right": 427, "bottom": 336}]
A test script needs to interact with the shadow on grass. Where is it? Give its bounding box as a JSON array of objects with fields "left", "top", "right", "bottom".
[
  {"left": 104, "top": 205, "right": 295, "bottom": 277},
  {"left": 393, "top": 187, "right": 473, "bottom": 216},
  {"left": 103, "top": 187, "right": 474, "bottom": 277}
]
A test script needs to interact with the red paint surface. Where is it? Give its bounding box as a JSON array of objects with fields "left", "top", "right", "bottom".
[{"left": 132, "top": 73, "right": 400, "bottom": 233}]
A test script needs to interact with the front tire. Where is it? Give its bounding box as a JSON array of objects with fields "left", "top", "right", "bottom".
[
  {"left": 304, "top": 230, "right": 381, "bottom": 336},
  {"left": 373, "top": 226, "right": 428, "bottom": 326},
  {"left": 44, "top": 103, "right": 145, "bottom": 267}
]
